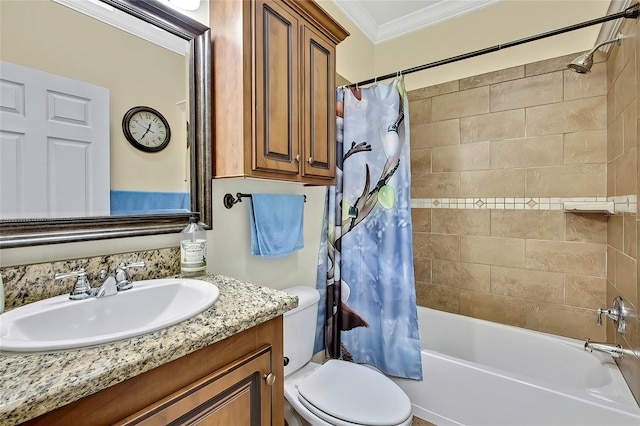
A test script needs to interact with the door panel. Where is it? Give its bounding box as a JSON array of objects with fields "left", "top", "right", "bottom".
[
  {"left": 301, "top": 26, "right": 335, "bottom": 179},
  {"left": 254, "top": 0, "right": 299, "bottom": 175},
  {"left": 0, "top": 61, "right": 109, "bottom": 219},
  {"left": 119, "top": 346, "right": 274, "bottom": 426}
]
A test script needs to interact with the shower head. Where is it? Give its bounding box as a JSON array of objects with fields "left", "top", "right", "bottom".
[
  {"left": 568, "top": 33, "right": 623, "bottom": 73},
  {"left": 568, "top": 52, "right": 594, "bottom": 74}
]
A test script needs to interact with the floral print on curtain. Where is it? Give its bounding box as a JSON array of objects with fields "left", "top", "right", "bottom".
[{"left": 317, "top": 78, "right": 422, "bottom": 380}]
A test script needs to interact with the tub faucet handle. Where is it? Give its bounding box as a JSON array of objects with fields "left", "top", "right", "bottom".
[
  {"left": 596, "top": 308, "right": 606, "bottom": 325},
  {"left": 596, "top": 296, "right": 628, "bottom": 334}
]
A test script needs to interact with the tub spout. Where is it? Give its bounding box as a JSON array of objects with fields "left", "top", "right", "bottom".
[{"left": 584, "top": 338, "right": 623, "bottom": 359}]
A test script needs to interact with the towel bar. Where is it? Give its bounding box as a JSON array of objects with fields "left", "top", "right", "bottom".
[{"left": 223, "top": 193, "right": 306, "bottom": 209}]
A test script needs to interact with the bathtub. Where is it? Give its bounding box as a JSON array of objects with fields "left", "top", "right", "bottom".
[{"left": 392, "top": 307, "right": 640, "bottom": 426}]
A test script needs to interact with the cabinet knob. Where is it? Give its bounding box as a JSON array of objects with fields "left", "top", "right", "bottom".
[
  {"left": 264, "top": 372, "right": 276, "bottom": 386},
  {"left": 295, "top": 154, "right": 300, "bottom": 162},
  {"left": 307, "top": 157, "right": 313, "bottom": 164}
]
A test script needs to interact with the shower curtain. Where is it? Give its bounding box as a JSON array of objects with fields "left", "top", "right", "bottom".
[{"left": 315, "top": 78, "right": 422, "bottom": 380}]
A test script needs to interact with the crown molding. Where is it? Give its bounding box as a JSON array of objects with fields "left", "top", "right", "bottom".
[
  {"left": 330, "top": 0, "right": 379, "bottom": 43},
  {"left": 377, "top": 0, "right": 500, "bottom": 43},
  {"left": 331, "top": 0, "right": 501, "bottom": 44}
]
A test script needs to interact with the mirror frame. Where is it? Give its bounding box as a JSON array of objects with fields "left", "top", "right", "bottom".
[{"left": 0, "top": 0, "right": 212, "bottom": 249}]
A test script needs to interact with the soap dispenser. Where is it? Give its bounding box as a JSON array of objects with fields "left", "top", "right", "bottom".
[{"left": 180, "top": 216, "right": 207, "bottom": 277}]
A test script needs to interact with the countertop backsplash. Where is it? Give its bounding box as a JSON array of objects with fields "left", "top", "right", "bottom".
[{"left": 1, "top": 247, "right": 180, "bottom": 311}]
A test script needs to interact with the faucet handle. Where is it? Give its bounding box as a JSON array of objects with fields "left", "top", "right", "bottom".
[
  {"left": 114, "top": 261, "right": 145, "bottom": 291},
  {"left": 116, "top": 261, "right": 146, "bottom": 274},
  {"left": 596, "top": 296, "right": 628, "bottom": 334},
  {"left": 54, "top": 268, "right": 92, "bottom": 300}
]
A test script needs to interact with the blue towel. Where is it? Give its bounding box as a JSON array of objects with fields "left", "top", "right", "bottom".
[{"left": 249, "top": 194, "right": 304, "bottom": 257}]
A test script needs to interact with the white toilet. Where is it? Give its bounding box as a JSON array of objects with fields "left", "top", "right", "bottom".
[{"left": 282, "top": 286, "right": 413, "bottom": 426}]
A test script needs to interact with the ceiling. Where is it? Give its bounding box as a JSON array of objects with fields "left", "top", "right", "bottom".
[{"left": 331, "top": 0, "right": 501, "bottom": 43}]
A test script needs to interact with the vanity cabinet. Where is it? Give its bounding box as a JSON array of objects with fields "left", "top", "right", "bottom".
[
  {"left": 23, "top": 316, "right": 284, "bottom": 426},
  {"left": 119, "top": 346, "right": 273, "bottom": 425},
  {"left": 211, "top": 0, "right": 348, "bottom": 185}
]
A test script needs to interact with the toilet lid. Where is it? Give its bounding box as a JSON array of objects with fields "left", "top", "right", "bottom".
[{"left": 297, "top": 359, "right": 412, "bottom": 426}]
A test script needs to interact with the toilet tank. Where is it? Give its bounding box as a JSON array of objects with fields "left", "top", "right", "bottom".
[{"left": 282, "top": 286, "right": 320, "bottom": 377}]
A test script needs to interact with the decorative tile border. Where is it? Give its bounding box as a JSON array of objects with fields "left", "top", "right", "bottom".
[
  {"left": 411, "top": 195, "right": 637, "bottom": 214},
  {"left": 610, "top": 195, "right": 638, "bottom": 213}
]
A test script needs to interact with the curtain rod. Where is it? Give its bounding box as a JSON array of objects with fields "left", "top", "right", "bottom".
[{"left": 348, "top": 3, "right": 640, "bottom": 88}]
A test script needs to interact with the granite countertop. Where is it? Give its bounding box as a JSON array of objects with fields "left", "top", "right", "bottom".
[{"left": 0, "top": 274, "right": 298, "bottom": 425}]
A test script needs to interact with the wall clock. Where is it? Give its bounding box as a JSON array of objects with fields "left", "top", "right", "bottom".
[{"left": 122, "top": 106, "right": 171, "bottom": 152}]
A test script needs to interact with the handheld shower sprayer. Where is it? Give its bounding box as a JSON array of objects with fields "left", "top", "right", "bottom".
[{"left": 568, "top": 33, "right": 623, "bottom": 73}]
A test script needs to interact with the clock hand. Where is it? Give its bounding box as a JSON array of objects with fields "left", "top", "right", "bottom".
[{"left": 139, "top": 122, "right": 152, "bottom": 140}]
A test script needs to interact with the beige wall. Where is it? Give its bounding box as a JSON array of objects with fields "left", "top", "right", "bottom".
[
  {"left": 0, "top": 0, "right": 188, "bottom": 193},
  {"left": 208, "top": 179, "right": 325, "bottom": 290},
  {"left": 409, "top": 52, "right": 609, "bottom": 342},
  {"left": 605, "top": 17, "right": 639, "bottom": 404}
]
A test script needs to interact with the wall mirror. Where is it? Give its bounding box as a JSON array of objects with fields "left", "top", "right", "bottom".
[{"left": 0, "top": 0, "right": 212, "bottom": 248}]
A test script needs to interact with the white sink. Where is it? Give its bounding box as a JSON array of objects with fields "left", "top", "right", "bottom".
[{"left": 0, "top": 278, "right": 219, "bottom": 353}]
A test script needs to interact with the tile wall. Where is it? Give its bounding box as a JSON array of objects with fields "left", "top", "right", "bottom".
[
  {"left": 606, "top": 18, "right": 639, "bottom": 404},
  {"left": 409, "top": 27, "right": 640, "bottom": 404},
  {"left": 409, "top": 51, "right": 612, "bottom": 342}
]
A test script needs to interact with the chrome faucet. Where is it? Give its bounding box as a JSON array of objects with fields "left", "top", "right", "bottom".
[
  {"left": 95, "top": 271, "right": 118, "bottom": 298},
  {"left": 584, "top": 338, "right": 624, "bottom": 359},
  {"left": 54, "top": 266, "right": 136, "bottom": 300}
]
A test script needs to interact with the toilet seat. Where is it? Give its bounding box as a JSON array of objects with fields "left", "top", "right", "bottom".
[{"left": 296, "top": 359, "right": 412, "bottom": 426}]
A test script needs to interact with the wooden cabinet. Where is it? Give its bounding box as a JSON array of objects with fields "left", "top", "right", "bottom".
[
  {"left": 24, "top": 317, "right": 284, "bottom": 426},
  {"left": 211, "top": 0, "right": 348, "bottom": 185},
  {"left": 119, "top": 346, "right": 273, "bottom": 425}
]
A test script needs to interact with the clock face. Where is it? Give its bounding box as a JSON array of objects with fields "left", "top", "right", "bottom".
[{"left": 122, "top": 106, "right": 171, "bottom": 152}]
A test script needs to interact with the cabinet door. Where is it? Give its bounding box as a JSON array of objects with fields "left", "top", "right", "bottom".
[
  {"left": 254, "top": 0, "right": 300, "bottom": 176},
  {"left": 301, "top": 24, "right": 335, "bottom": 180},
  {"left": 119, "top": 346, "right": 274, "bottom": 426}
]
